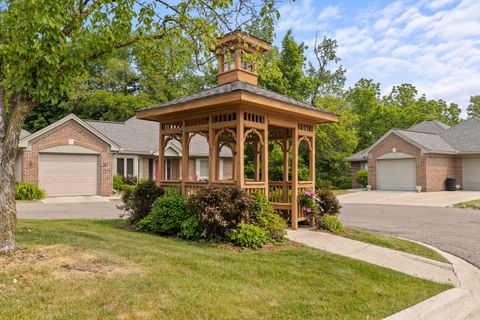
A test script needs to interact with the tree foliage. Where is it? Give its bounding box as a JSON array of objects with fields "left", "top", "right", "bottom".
[{"left": 467, "top": 95, "right": 480, "bottom": 118}]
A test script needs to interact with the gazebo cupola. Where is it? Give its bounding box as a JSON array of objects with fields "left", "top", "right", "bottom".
[
  {"left": 136, "top": 31, "right": 338, "bottom": 229},
  {"left": 216, "top": 31, "right": 270, "bottom": 86}
]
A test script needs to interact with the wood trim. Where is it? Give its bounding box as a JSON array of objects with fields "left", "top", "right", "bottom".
[{"left": 238, "top": 108, "right": 245, "bottom": 188}]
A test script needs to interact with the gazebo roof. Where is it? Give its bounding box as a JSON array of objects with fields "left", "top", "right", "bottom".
[{"left": 137, "top": 80, "right": 337, "bottom": 123}]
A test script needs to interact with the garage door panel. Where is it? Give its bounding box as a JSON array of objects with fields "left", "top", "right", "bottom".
[
  {"left": 377, "top": 159, "right": 416, "bottom": 191},
  {"left": 463, "top": 158, "right": 480, "bottom": 191},
  {"left": 39, "top": 154, "right": 98, "bottom": 197}
]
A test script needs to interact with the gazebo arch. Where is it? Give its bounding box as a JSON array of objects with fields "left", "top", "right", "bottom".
[{"left": 137, "top": 31, "right": 338, "bottom": 229}]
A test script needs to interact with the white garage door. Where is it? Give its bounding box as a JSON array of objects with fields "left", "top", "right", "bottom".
[
  {"left": 39, "top": 153, "right": 98, "bottom": 196},
  {"left": 462, "top": 158, "right": 480, "bottom": 191},
  {"left": 377, "top": 159, "right": 416, "bottom": 191}
]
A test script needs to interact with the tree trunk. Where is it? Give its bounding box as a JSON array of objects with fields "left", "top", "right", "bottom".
[{"left": 0, "top": 97, "right": 33, "bottom": 255}]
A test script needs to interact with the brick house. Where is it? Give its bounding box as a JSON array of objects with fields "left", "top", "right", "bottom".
[
  {"left": 17, "top": 114, "right": 232, "bottom": 197},
  {"left": 347, "top": 118, "right": 480, "bottom": 191}
]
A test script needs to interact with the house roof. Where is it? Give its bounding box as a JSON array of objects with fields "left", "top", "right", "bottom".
[
  {"left": 408, "top": 120, "right": 451, "bottom": 134},
  {"left": 139, "top": 80, "right": 336, "bottom": 118},
  {"left": 87, "top": 117, "right": 232, "bottom": 157},
  {"left": 86, "top": 117, "right": 159, "bottom": 155},
  {"left": 19, "top": 114, "right": 120, "bottom": 151},
  {"left": 440, "top": 117, "right": 480, "bottom": 153},
  {"left": 167, "top": 135, "right": 232, "bottom": 157},
  {"left": 346, "top": 118, "right": 480, "bottom": 161},
  {"left": 346, "top": 148, "right": 369, "bottom": 162},
  {"left": 20, "top": 129, "right": 31, "bottom": 140}
]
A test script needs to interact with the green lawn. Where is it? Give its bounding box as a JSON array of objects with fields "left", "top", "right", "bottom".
[
  {"left": 453, "top": 199, "right": 480, "bottom": 209},
  {"left": 0, "top": 220, "right": 450, "bottom": 320},
  {"left": 332, "top": 189, "right": 352, "bottom": 196},
  {"left": 344, "top": 228, "right": 449, "bottom": 263}
]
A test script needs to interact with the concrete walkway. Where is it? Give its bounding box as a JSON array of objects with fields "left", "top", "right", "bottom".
[
  {"left": 338, "top": 190, "right": 480, "bottom": 207},
  {"left": 287, "top": 228, "right": 480, "bottom": 320},
  {"left": 287, "top": 228, "right": 457, "bottom": 285}
]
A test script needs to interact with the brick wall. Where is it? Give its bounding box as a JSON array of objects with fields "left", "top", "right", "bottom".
[
  {"left": 351, "top": 161, "right": 363, "bottom": 188},
  {"left": 425, "top": 155, "right": 455, "bottom": 192},
  {"left": 22, "top": 119, "right": 113, "bottom": 196},
  {"left": 368, "top": 133, "right": 425, "bottom": 190}
]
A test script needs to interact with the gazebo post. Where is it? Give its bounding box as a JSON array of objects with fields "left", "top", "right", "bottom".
[
  {"left": 159, "top": 134, "right": 166, "bottom": 182},
  {"left": 263, "top": 123, "right": 269, "bottom": 197},
  {"left": 237, "top": 110, "right": 245, "bottom": 189},
  {"left": 181, "top": 123, "right": 188, "bottom": 194},
  {"left": 291, "top": 124, "right": 299, "bottom": 230},
  {"left": 311, "top": 135, "right": 316, "bottom": 190},
  {"left": 282, "top": 137, "right": 289, "bottom": 203},
  {"left": 208, "top": 115, "right": 215, "bottom": 185}
]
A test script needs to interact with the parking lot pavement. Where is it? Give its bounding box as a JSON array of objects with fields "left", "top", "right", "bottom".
[{"left": 17, "top": 200, "right": 122, "bottom": 220}]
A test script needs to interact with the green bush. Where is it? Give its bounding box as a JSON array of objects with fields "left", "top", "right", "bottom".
[
  {"left": 186, "top": 187, "right": 254, "bottom": 240},
  {"left": 137, "top": 191, "right": 187, "bottom": 235},
  {"left": 15, "top": 182, "right": 45, "bottom": 200},
  {"left": 319, "top": 214, "right": 345, "bottom": 234},
  {"left": 249, "top": 192, "right": 286, "bottom": 242},
  {"left": 113, "top": 174, "right": 124, "bottom": 191},
  {"left": 356, "top": 169, "right": 368, "bottom": 188},
  {"left": 179, "top": 216, "right": 202, "bottom": 239},
  {"left": 230, "top": 223, "right": 269, "bottom": 249},
  {"left": 316, "top": 188, "right": 341, "bottom": 216},
  {"left": 118, "top": 179, "right": 164, "bottom": 223}
]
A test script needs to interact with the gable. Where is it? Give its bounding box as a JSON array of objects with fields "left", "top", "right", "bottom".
[
  {"left": 369, "top": 132, "right": 421, "bottom": 159},
  {"left": 19, "top": 114, "right": 120, "bottom": 151}
]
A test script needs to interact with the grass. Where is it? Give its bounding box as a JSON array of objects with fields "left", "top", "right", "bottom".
[
  {"left": 0, "top": 220, "right": 450, "bottom": 320},
  {"left": 344, "top": 228, "right": 449, "bottom": 263},
  {"left": 453, "top": 199, "right": 480, "bottom": 209},
  {"left": 332, "top": 189, "right": 352, "bottom": 196}
]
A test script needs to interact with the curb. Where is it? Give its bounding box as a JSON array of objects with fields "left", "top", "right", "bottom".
[
  {"left": 384, "top": 288, "right": 475, "bottom": 320},
  {"left": 384, "top": 240, "right": 480, "bottom": 320}
]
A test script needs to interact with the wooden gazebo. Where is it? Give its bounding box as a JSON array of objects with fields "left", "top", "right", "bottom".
[{"left": 137, "top": 31, "right": 338, "bottom": 229}]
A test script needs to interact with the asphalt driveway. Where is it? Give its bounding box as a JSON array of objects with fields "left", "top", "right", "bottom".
[
  {"left": 340, "top": 204, "right": 480, "bottom": 268},
  {"left": 17, "top": 201, "right": 122, "bottom": 219},
  {"left": 338, "top": 190, "right": 480, "bottom": 207}
]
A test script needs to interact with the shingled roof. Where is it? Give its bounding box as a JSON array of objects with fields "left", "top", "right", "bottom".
[
  {"left": 347, "top": 118, "right": 480, "bottom": 161},
  {"left": 87, "top": 117, "right": 231, "bottom": 157},
  {"left": 139, "top": 80, "right": 336, "bottom": 116}
]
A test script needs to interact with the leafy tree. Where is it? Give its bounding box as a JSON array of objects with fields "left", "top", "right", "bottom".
[
  {"left": 308, "top": 35, "right": 346, "bottom": 103},
  {"left": 0, "top": 0, "right": 278, "bottom": 254},
  {"left": 259, "top": 30, "right": 311, "bottom": 101},
  {"left": 315, "top": 96, "right": 358, "bottom": 188},
  {"left": 467, "top": 95, "right": 480, "bottom": 118}
]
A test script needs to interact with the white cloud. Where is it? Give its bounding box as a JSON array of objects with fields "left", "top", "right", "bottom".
[
  {"left": 276, "top": 0, "right": 480, "bottom": 113},
  {"left": 277, "top": 0, "right": 340, "bottom": 31},
  {"left": 318, "top": 5, "right": 341, "bottom": 21},
  {"left": 427, "top": 0, "right": 458, "bottom": 10}
]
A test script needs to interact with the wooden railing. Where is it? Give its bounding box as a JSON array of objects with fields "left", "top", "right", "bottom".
[
  {"left": 184, "top": 181, "right": 208, "bottom": 196},
  {"left": 159, "top": 179, "right": 313, "bottom": 224}
]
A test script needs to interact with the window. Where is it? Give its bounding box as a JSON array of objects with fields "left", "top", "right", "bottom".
[
  {"left": 241, "top": 60, "right": 253, "bottom": 72},
  {"left": 361, "top": 162, "right": 368, "bottom": 170},
  {"left": 222, "top": 54, "right": 236, "bottom": 72},
  {"left": 196, "top": 159, "right": 209, "bottom": 180},
  {"left": 148, "top": 159, "right": 154, "bottom": 180},
  {"left": 116, "top": 158, "right": 125, "bottom": 176},
  {"left": 127, "top": 159, "right": 134, "bottom": 176},
  {"left": 166, "top": 159, "right": 173, "bottom": 180}
]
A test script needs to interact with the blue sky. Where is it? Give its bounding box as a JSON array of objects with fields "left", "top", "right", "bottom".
[{"left": 273, "top": 0, "right": 480, "bottom": 114}]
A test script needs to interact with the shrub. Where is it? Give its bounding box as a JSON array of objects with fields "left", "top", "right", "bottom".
[
  {"left": 186, "top": 187, "right": 254, "bottom": 240},
  {"left": 123, "top": 176, "right": 138, "bottom": 186},
  {"left": 319, "top": 214, "right": 345, "bottom": 234},
  {"left": 118, "top": 179, "right": 164, "bottom": 223},
  {"left": 113, "top": 174, "right": 124, "bottom": 191},
  {"left": 179, "top": 216, "right": 202, "bottom": 239},
  {"left": 356, "top": 169, "right": 369, "bottom": 188},
  {"left": 137, "top": 191, "right": 187, "bottom": 234},
  {"left": 316, "top": 188, "right": 341, "bottom": 216},
  {"left": 230, "top": 223, "right": 269, "bottom": 249},
  {"left": 249, "top": 192, "right": 286, "bottom": 242},
  {"left": 15, "top": 182, "right": 45, "bottom": 200}
]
